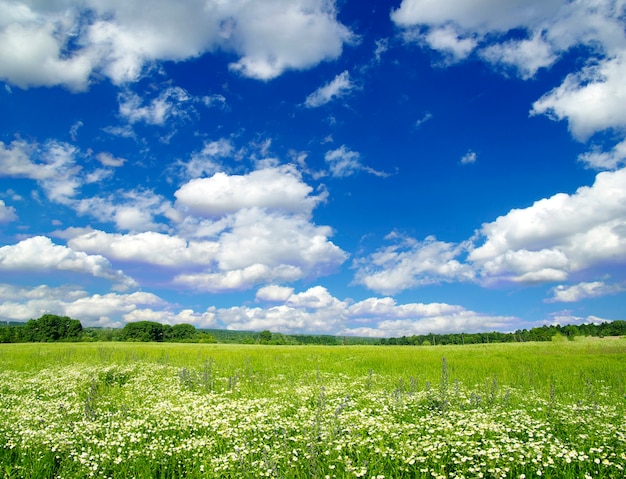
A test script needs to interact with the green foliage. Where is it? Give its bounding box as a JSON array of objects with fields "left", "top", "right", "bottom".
[
  {"left": 169, "top": 323, "right": 197, "bottom": 341},
  {"left": 258, "top": 329, "right": 272, "bottom": 343},
  {"left": 120, "top": 321, "right": 165, "bottom": 342},
  {"left": 21, "top": 314, "right": 82, "bottom": 342},
  {"left": 2, "top": 317, "right": 625, "bottom": 346},
  {"left": 119, "top": 321, "right": 215, "bottom": 343},
  {"left": 383, "top": 320, "right": 626, "bottom": 346}
]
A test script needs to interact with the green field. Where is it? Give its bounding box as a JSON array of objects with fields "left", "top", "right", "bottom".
[{"left": 1, "top": 339, "right": 625, "bottom": 478}]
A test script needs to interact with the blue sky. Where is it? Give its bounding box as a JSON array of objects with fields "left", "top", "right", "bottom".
[{"left": 1, "top": 0, "right": 625, "bottom": 336}]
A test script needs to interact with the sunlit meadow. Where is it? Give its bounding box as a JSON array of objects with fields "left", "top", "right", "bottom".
[{"left": 1, "top": 339, "right": 625, "bottom": 478}]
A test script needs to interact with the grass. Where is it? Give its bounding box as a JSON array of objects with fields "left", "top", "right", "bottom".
[{"left": 1, "top": 338, "right": 625, "bottom": 478}]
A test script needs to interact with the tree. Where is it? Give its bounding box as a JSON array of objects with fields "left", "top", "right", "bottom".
[
  {"left": 169, "top": 324, "right": 197, "bottom": 342},
  {"left": 120, "top": 321, "right": 165, "bottom": 342},
  {"left": 23, "top": 314, "right": 83, "bottom": 342},
  {"left": 258, "top": 330, "right": 272, "bottom": 343}
]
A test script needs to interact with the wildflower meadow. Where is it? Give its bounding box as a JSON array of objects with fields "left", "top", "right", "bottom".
[{"left": 1, "top": 339, "right": 625, "bottom": 478}]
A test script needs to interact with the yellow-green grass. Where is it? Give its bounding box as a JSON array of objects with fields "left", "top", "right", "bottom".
[
  {"left": 2, "top": 338, "right": 624, "bottom": 397},
  {"left": 1, "top": 338, "right": 625, "bottom": 478}
]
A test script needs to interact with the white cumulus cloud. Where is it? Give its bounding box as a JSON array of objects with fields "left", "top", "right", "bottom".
[
  {"left": 481, "top": 31, "right": 558, "bottom": 78},
  {"left": 354, "top": 167, "right": 626, "bottom": 292},
  {"left": 74, "top": 188, "right": 174, "bottom": 232},
  {"left": 0, "top": 0, "right": 354, "bottom": 89},
  {"left": 68, "top": 230, "right": 219, "bottom": 267},
  {"left": 175, "top": 166, "right": 325, "bottom": 217},
  {"left": 531, "top": 54, "right": 626, "bottom": 141},
  {"left": 547, "top": 281, "right": 626, "bottom": 303},
  {"left": 469, "top": 167, "right": 626, "bottom": 283},
  {"left": 0, "top": 236, "right": 137, "bottom": 291},
  {"left": 217, "top": 285, "right": 517, "bottom": 336},
  {"left": 391, "top": 0, "right": 564, "bottom": 33},
  {"left": 256, "top": 285, "right": 295, "bottom": 302},
  {"left": 173, "top": 208, "right": 347, "bottom": 292},
  {"left": 423, "top": 25, "right": 477, "bottom": 62},
  {"left": 353, "top": 234, "right": 475, "bottom": 295},
  {"left": 579, "top": 139, "right": 626, "bottom": 170}
]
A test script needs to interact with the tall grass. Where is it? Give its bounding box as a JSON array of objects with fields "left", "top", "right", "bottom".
[{"left": 1, "top": 338, "right": 625, "bottom": 478}]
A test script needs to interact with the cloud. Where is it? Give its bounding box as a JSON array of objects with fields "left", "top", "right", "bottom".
[
  {"left": 390, "top": 0, "right": 564, "bottom": 33},
  {"left": 0, "top": 139, "right": 178, "bottom": 232},
  {"left": 74, "top": 189, "right": 174, "bottom": 232},
  {"left": 256, "top": 285, "right": 295, "bottom": 302},
  {"left": 69, "top": 121, "right": 84, "bottom": 141},
  {"left": 353, "top": 234, "right": 474, "bottom": 295},
  {"left": 0, "top": 236, "right": 137, "bottom": 291},
  {"left": 391, "top": 0, "right": 626, "bottom": 164},
  {"left": 324, "top": 146, "right": 389, "bottom": 178},
  {"left": 541, "top": 311, "right": 612, "bottom": 327},
  {"left": 62, "top": 165, "right": 347, "bottom": 294},
  {"left": 354, "top": 167, "right": 626, "bottom": 292},
  {"left": 216, "top": 286, "right": 342, "bottom": 334},
  {"left": 118, "top": 86, "right": 196, "bottom": 126},
  {"left": 68, "top": 230, "right": 219, "bottom": 267},
  {"left": 324, "top": 146, "right": 362, "bottom": 177},
  {"left": 469, "top": 167, "right": 626, "bottom": 284},
  {"left": 531, "top": 54, "right": 626, "bottom": 141},
  {"left": 175, "top": 264, "right": 303, "bottom": 293},
  {"left": 64, "top": 292, "right": 164, "bottom": 323},
  {"left": 304, "top": 70, "right": 355, "bottom": 107},
  {"left": 0, "top": 200, "right": 17, "bottom": 223},
  {"left": 373, "top": 38, "right": 389, "bottom": 62},
  {"left": 219, "top": 285, "right": 517, "bottom": 336},
  {"left": 0, "top": 283, "right": 214, "bottom": 328},
  {"left": 0, "top": 140, "right": 82, "bottom": 204},
  {"left": 96, "top": 152, "right": 126, "bottom": 168},
  {"left": 347, "top": 297, "right": 463, "bottom": 318},
  {"left": 343, "top": 310, "right": 517, "bottom": 338},
  {"left": 390, "top": 0, "right": 559, "bottom": 66},
  {"left": 460, "top": 150, "right": 477, "bottom": 165},
  {"left": 177, "top": 139, "right": 235, "bottom": 179},
  {"left": 0, "top": 0, "right": 354, "bottom": 89},
  {"left": 481, "top": 31, "right": 558, "bottom": 79},
  {"left": 224, "top": 1, "right": 355, "bottom": 80},
  {"left": 423, "top": 25, "right": 477, "bottom": 62},
  {"left": 0, "top": 282, "right": 520, "bottom": 336},
  {"left": 477, "top": 249, "right": 570, "bottom": 284},
  {"left": 175, "top": 166, "right": 325, "bottom": 217},
  {"left": 391, "top": 0, "right": 626, "bottom": 84},
  {"left": 64, "top": 163, "right": 347, "bottom": 293},
  {"left": 0, "top": 284, "right": 90, "bottom": 322},
  {"left": 579, "top": 139, "right": 626, "bottom": 171},
  {"left": 547, "top": 281, "right": 626, "bottom": 303},
  {"left": 173, "top": 208, "right": 347, "bottom": 292},
  {"left": 0, "top": 19, "right": 95, "bottom": 91},
  {"left": 210, "top": 210, "right": 348, "bottom": 276},
  {"left": 414, "top": 111, "right": 433, "bottom": 128}
]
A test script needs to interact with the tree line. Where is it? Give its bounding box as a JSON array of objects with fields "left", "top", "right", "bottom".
[
  {"left": 0, "top": 316, "right": 216, "bottom": 344},
  {"left": 380, "top": 321, "right": 626, "bottom": 345},
  {"left": 1, "top": 314, "right": 624, "bottom": 345}
]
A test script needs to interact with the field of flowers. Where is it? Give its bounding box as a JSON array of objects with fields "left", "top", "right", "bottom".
[{"left": 1, "top": 339, "right": 625, "bottom": 478}]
